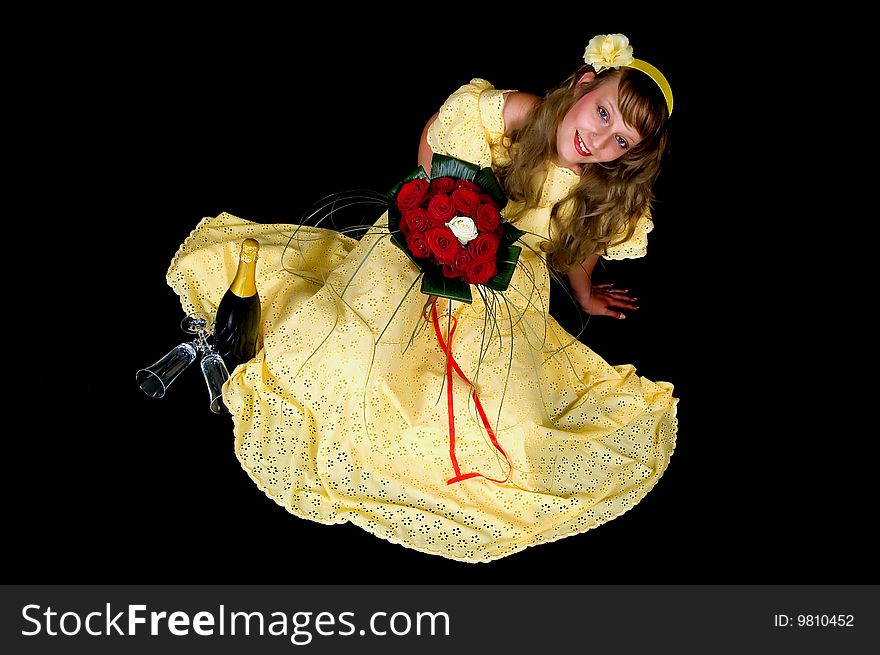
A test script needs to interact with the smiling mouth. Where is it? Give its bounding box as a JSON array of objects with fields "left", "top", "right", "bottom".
[{"left": 575, "top": 131, "right": 591, "bottom": 157}]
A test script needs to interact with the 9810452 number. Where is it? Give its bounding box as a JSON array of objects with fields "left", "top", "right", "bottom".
[{"left": 797, "top": 614, "right": 854, "bottom": 627}]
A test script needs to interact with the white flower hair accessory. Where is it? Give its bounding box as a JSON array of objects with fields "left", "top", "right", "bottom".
[
  {"left": 583, "top": 33, "right": 633, "bottom": 73},
  {"left": 583, "top": 33, "right": 674, "bottom": 115}
]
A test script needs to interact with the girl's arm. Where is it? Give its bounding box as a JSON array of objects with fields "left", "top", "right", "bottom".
[
  {"left": 502, "top": 91, "right": 539, "bottom": 134},
  {"left": 417, "top": 91, "right": 540, "bottom": 173},
  {"left": 567, "top": 255, "right": 639, "bottom": 320},
  {"left": 567, "top": 255, "right": 599, "bottom": 308},
  {"left": 418, "top": 112, "right": 438, "bottom": 173}
]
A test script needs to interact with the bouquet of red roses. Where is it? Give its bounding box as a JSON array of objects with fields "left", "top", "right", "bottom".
[{"left": 388, "top": 154, "right": 524, "bottom": 303}]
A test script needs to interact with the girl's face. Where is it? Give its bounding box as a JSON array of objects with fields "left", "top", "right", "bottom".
[{"left": 556, "top": 74, "right": 642, "bottom": 172}]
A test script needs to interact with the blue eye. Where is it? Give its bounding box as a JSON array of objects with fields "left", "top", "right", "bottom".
[
  {"left": 615, "top": 135, "right": 628, "bottom": 149},
  {"left": 598, "top": 106, "right": 609, "bottom": 121}
]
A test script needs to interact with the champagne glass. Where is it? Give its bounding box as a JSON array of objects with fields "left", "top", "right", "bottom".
[
  {"left": 200, "top": 350, "right": 231, "bottom": 414},
  {"left": 136, "top": 341, "right": 199, "bottom": 398},
  {"left": 137, "top": 312, "right": 232, "bottom": 413},
  {"left": 183, "top": 312, "right": 231, "bottom": 414}
]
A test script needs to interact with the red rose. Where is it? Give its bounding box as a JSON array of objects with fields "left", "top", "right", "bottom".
[
  {"left": 425, "top": 227, "right": 461, "bottom": 264},
  {"left": 426, "top": 193, "right": 455, "bottom": 226},
  {"left": 451, "top": 188, "right": 480, "bottom": 215},
  {"left": 430, "top": 177, "right": 457, "bottom": 194},
  {"left": 475, "top": 201, "right": 501, "bottom": 232},
  {"left": 468, "top": 232, "right": 501, "bottom": 259},
  {"left": 442, "top": 263, "right": 462, "bottom": 279},
  {"left": 452, "top": 248, "right": 472, "bottom": 273},
  {"left": 405, "top": 231, "right": 431, "bottom": 259},
  {"left": 463, "top": 255, "right": 498, "bottom": 285},
  {"left": 402, "top": 207, "right": 430, "bottom": 234},
  {"left": 457, "top": 179, "right": 480, "bottom": 193},
  {"left": 396, "top": 178, "right": 430, "bottom": 213}
]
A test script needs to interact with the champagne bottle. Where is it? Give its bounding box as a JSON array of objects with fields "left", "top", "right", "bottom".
[{"left": 213, "top": 238, "right": 261, "bottom": 372}]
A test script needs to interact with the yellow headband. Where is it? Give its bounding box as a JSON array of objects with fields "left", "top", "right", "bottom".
[
  {"left": 584, "top": 34, "right": 674, "bottom": 116},
  {"left": 626, "top": 58, "right": 674, "bottom": 115}
]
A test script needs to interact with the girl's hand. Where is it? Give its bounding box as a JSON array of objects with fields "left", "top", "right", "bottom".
[{"left": 576, "top": 283, "right": 639, "bottom": 319}]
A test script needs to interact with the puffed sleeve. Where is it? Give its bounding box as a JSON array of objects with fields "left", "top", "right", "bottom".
[
  {"left": 426, "top": 78, "right": 512, "bottom": 168},
  {"left": 603, "top": 211, "right": 654, "bottom": 260}
]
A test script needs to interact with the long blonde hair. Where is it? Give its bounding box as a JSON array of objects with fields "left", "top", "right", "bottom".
[{"left": 498, "top": 65, "right": 670, "bottom": 272}]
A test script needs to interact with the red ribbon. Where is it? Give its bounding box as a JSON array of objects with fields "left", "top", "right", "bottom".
[{"left": 430, "top": 302, "right": 512, "bottom": 485}]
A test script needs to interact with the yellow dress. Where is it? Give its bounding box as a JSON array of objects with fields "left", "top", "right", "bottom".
[{"left": 166, "top": 79, "right": 677, "bottom": 562}]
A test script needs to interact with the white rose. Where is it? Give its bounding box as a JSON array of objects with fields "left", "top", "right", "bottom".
[{"left": 446, "top": 215, "right": 479, "bottom": 245}]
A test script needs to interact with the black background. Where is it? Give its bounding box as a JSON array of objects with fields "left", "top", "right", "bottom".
[{"left": 11, "top": 10, "right": 871, "bottom": 590}]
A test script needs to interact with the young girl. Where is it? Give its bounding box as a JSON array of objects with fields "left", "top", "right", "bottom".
[{"left": 165, "top": 33, "right": 677, "bottom": 562}]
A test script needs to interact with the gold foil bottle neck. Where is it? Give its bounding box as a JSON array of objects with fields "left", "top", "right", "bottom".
[
  {"left": 239, "top": 238, "right": 259, "bottom": 264},
  {"left": 229, "top": 239, "right": 259, "bottom": 297}
]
